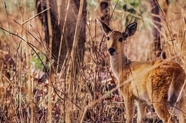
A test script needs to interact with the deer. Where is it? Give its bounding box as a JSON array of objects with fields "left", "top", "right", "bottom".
[{"left": 96, "top": 18, "right": 186, "bottom": 123}]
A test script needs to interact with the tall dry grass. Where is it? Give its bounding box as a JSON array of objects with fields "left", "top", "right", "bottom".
[{"left": 0, "top": 0, "right": 185, "bottom": 123}]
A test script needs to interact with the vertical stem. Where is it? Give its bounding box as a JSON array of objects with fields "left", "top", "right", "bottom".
[
  {"left": 23, "top": 0, "right": 34, "bottom": 122},
  {"left": 30, "top": 4, "right": 34, "bottom": 123},
  {"left": 93, "top": 19, "right": 96, "bottom": 101},
  {"left": 66, "top": 0, "right": 85, "bottom": 122},
  {"left": 46, "top": 0, "right": 53, "bottom": 122},
  {"left": 70, "top": 0, "right": 84, "bottom": 77},
  {"left": 18, "top": 52, "right": 22, "bottom": 122},
  {"left": 22, "top": 0, "right": 28, "bottom": 122},
  {"left": 56, "top": 0, "right": 71, "bottom": 72}
]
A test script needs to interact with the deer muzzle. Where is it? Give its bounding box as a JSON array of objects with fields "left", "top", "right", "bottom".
[{"left": 108, "top": 48, "right": 115, "bottom": 55}]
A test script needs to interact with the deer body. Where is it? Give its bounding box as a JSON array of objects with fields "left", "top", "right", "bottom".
[{"left": 97, "top": 19, "right": 186, "bottom": 123}]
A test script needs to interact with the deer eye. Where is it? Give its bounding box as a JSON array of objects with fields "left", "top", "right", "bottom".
[
  {"left": 107, "top": 37, "right": 110, "bottom": 40},
  {"left": 118, "top": 37, "right": 123, "bottom": 42}
]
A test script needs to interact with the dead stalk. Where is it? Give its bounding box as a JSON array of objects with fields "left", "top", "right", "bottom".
[
  {"left": 21, "top": 8, "right": 50, "bottom": 26},
  {"left": 46, "top": 0, "right": 53, "bottom": 122},
  {"left": 65, "top": 0, "right": 85, "bottom": 122},
  {"left": 56, "top": 0, "right": 71, "bottom": 72}
]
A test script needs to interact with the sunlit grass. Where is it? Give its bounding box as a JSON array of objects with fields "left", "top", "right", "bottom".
[{"left": 0, "top": 0, "right": 185, "bottom": 122}]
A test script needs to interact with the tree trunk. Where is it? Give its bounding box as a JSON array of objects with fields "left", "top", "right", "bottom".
[
  {"left": 36, "top": 0, "right": 86, "bottom": 72},
  {"left": 150, "top": 0, "right": 166, "bottom": 59},
  {"left": 60, "top": 0, "right": 86, "bottom": 68}
]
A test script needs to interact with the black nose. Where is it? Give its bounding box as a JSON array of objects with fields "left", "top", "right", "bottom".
[{"left": 108, "top": 48, "right": 115, "bottom": 55}]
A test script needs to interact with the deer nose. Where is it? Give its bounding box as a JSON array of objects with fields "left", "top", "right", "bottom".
[{"left": 108, "top": 48, "right": 115, "bottom": 55}]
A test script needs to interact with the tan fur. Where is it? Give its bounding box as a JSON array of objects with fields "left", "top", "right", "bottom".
[{"left": 97, "top": 19, "right": 186, "bottom": 123}]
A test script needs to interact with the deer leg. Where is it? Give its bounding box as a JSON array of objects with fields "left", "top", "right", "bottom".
[
  {"left": 153, "top": 102, "right": 174, "bottom": 123},
  {"left": 136, "top": 101, "right": 146, "bottom": 123},
  {"left": 124, "top": 97, "right": 134, "bottom": 123},
  {"left": 176, "top": 94, "right": 186, "bottom": 123}
]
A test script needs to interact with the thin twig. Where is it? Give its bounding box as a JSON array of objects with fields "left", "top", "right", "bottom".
[
  {"left": 110, "top": 0, "right": 119, "bottom": 19},
  {"left": 21, "top": 8, "right": 50, "bottom": 26},
  {"left": 56, "top": 0, "right": 71, "bottom": 72},
  {"left": 0, "top": 27, "right": 48, "bottom": 73},
  {"left": 46, "top": 0, "right": 53, "bottom": 122}
]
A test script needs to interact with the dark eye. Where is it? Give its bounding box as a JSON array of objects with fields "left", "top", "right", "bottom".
[
  {"left": 107, "top": 37, "right": 110, "bottom": 40},
  {"left": 118, "top": 37, "right": 123, "bottom": 42}
]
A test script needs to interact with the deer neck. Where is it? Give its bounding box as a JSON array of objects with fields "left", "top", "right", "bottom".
[{"left": 110, "top": 51, "right": 131, "bottom": 81}]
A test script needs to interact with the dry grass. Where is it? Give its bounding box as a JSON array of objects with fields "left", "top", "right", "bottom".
[{"left": 0, "top": 0, "right": 185, "bottom": 123}]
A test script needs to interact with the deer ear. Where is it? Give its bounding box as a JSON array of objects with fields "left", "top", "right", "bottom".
[
  {"left": 123, "top": 22, "right": 137, "bottom": 40},
  {"left": 96, "top": 18, "right": 112, "bottom": 36}
]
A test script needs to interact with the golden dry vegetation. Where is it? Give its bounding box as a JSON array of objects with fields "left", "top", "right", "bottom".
[{"left": 0, "top": 0, "right": 186, "bottom": 123}]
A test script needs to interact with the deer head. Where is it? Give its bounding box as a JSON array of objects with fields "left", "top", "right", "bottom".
[{"left": 96, "top": 18, "right": 137, "bottom": 56}]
